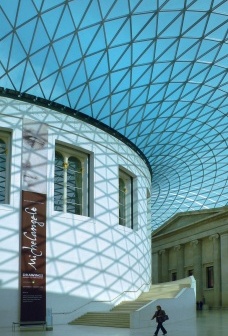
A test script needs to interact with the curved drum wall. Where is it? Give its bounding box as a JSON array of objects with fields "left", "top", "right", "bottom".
[{"left": 0, "top": 97, "right": 151, "bottom": 326}]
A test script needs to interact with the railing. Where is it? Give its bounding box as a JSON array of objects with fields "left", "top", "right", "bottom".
[{"left": 52, "top": 282, "right": 151, "bottom": 316}]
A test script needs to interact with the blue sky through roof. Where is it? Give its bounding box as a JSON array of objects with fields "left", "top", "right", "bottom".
[{"left": 0, "top": 0, "right": 227, "bottom": 229}]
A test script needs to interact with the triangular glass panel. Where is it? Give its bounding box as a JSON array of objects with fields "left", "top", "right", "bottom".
[
  {"left": 132, "top": 13, "right": 157, "bottom": 39},
  {"left": 107, "top": 0, "right": 130, "bottom": 19},
  {"left": 206, "top": 66, "right": 226, "bottom": 87},
  {"left": 1, "top": 1, "right": 17, "bottom": 26},
  {"left": 20, "top": 62, "right": 39, "bottom": 92},
  {"left": 108, "top": 45, "right": 126, "bottom": 70},
  {"left": 77, "top": 26, "right": 98, "bottom": 54},
  {"left": 7, "top": 64, "right": 25, "bottom": 91},
  {"left": 55, "top": 6, "right": 76, "bottom": 39},
  {"left": 9, "top": 35, "right": 27, "bottom": 68},
  {"left": 165, "top": 83, "right": 184, "bottom": 100},
  {"left": 183, "top": 12, "right": 208, "bottom": 38},
  {"left": 110, "top": 69, "right": 129, "bottom": 92},
  {"left": 75, "top": 85, "right": 91, "bottom": 110},
  {"left": 1, "top": 35, "right": 12, "bottom": 70},
  {"left": 1, "top": 8, "right": 14, "bottom": 37},
  {"left": 83, "top": 52, "right": 104, "bottom": 79},
  {"left": 99, "top": 0, "right": 116, "bottom": 18},
  {"left": 68, "top": 85, "right": 86, "bottom": 109},
  {"left": 88, "top": 76, "right": 107, "bottom": 101},
  {"left": 92, "top": 76, "right": 110, "bottom": 102},
  {"left": 42, "top": 0, "right": 64, "bottom": 11},
  {"left": 52, "top": 36, "right": 74, "bottom": 65},
  {"left": 111, "top": 91, "right": 128, "bottom": 112},
  {"left": 109, "top": 20, "right": 131, "bottom": 46},
  {"left": 50, "top": 74, "right": 67, "bottom": 102},
  {"left": 132, "top": 41, "right": 155, "bottom": 64},
  {"left": 15, "top": 21, "right": 37, "bottom": 51},
  {"left": 112, "top": 46, "right": 131, "bottom": 71},
  {"left": 69, "top": 63, "right": 88, "bottom": 90},
  {"left": 171, "top": 62, "right": 192, "bottom": 81},
  {"left": 198, "top": 40, "right": 220, "bottom": 62},
  {"left": 189, "top": 63, "right": 210, "bottom": 83},
  {"left": 177, "top": 38, "right": 200, "bottom": 60},
  {"left": 31, "top": 20, "right": 51, "bottom": 54},
  {"left": 39, "top": 72, "right": 60, "bottom": 99},
  {"left": 129, "top": 87, "right": 148, "bottom": 106},
  {"left": 153, "top": 64, "right": 173, "bottom": 83},
  {"left": 132, "top": 65, "right": 152, "bottom": 87},
  {"left": 113, "top": 92, "right": 130, "bottom": 113},
  {"left": 205, "top": 13, "right": 228, "bottom": 39},
  {"left": 133, "top": 0, "right": 157, "bottom": 12},
  {"left": 79, "top": 0, "right": 102, "bottom": 28},
  {"left": 155, "top": 38, "right": 177, "bottom": 61},
  {"left": 91, "top": 53, "right": 109, "bottom": 78},
  {"left": 63, "top": 36, "right": 82, "bottom": 65},
  {"left": 41, "top": 47, "right": 59, "bottom": 79},
  {"left": 158, "top": 11, "right": 183, "bottom": 36},
  {"left": 87, "top": 28, "right": 106, "bottom": 54},
  {"left": 112, "top": 110, "right": 128, "bottom": 129},
  {"left": 188, "top": 0, "right": 211, "bottom": 11},
  {"left": 28, "top": 48, "right": 51, "bottom": 79},
  {"left": 104, "top": 18, "right": 127, "bottom": 45}
]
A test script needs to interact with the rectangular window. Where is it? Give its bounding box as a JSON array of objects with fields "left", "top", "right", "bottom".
[
  {"left": 188, "top": 269, "right": 193, "bottom": 276},
  {"left": 119, "top": 169, "right": 134, "bottom": 228},
  {"left": 0, "top": 131, "right": 11, "bottom": 204},
  {"left": 171, "top": 272, "right": 177, "bottom": 281},
  {"left": 54, "top": 144, "right": 89, "bottom": 216},
  {"left": 206, "top": 266, "right": 214, "bottom": 288}
]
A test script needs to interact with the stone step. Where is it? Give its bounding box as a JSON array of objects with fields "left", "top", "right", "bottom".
[
  {"left": 69, "top": 280, "right": 191, "bottom": 328},
  {"left": 70, "top": 312, "right": 130, "bottom": 328}
]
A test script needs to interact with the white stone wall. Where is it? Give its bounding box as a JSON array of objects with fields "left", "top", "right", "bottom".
[{"left": 0, "top": 97, "right": 151, "bottom": 326}]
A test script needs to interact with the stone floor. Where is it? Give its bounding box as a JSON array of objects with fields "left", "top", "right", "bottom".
[{"left": 1, "top": 310, "right": 227, "bottom": 336}]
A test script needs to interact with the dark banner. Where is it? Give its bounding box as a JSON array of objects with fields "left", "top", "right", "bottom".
[{"left": 20, "top": 191, "right": 46, "bottom": 322}]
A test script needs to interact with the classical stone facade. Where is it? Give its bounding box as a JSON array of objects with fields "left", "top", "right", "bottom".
[{"left": 152, "top": 206, "right": 228, "bottom": 309}]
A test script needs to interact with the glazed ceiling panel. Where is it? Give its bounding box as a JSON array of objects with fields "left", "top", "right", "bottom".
[{"left": 0, "top": 0, "right": 227, "bottom": 230}]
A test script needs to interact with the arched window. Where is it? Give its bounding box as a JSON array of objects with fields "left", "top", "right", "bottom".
[{"left": 54, "top": 145, "right": 89, "bottom": 216}]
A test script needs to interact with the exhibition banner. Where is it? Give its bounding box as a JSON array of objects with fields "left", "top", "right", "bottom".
[
  {"left": 20, "top": 118, "right": 48, "bottom": 322},
  {"left": 20, "top": 190, "right": 46, "bottom": 322}
]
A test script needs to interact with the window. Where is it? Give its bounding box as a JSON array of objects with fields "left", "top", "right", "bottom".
[
  {"left": 119, "top": 169, "right": 133, "bottom": 228},
  {"left": 206, "top": 266, "right": 214, "bottom": 288},
  {"left": 54, "top": 144, "right": 89, "bottom": 216},
  {"left": 171, "top": 272, "right": 177, "bottom": 281},
  {"left": 0, "top": 132, "right": 10, "bottom": 204},
  {"left": 188, "top": 269, "right": 194, "bottom": 276}
]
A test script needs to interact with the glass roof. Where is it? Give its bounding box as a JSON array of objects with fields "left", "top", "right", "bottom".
[{"left": 0, "top": 0, "right": 227, "bottom": 230}]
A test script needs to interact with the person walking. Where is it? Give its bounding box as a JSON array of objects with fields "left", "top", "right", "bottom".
[{"left": 151, "top": 305, "right": 167, "bottom": 335}]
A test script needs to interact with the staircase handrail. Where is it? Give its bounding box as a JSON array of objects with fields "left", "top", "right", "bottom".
[{"left": 53, "top": 281, "right": 151, "bottom": 315}]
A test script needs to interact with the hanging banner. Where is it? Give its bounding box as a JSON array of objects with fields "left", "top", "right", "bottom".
[
  {"left": 21, "top": 191, "right": 46, "bottom": 322},
  {"left": 20, "top": 118, "right": 48, "bottom": 322}
]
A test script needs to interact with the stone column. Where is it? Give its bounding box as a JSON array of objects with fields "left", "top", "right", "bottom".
[
  {"left": 220, "top": 233, "right": 228, "bottom": 307},
  {"left": 159, "top": 249, "right": 168, "bottom": 283},
  {"left": 174, "top": 245, "right": 184, "bottom": 279},
  {"left": 152, "top": 252, "right": 159, "bottom": 284},
  {"left": 209, "top": 233, "right": 221, "bottom": 307},
  {"left": 190, "top": 239, "right": 202, "bottom": 301}
]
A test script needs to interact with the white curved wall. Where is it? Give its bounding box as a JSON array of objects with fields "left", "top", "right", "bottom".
[{"left": 0, "top": 97, "right": 151, "bottom": 326}]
